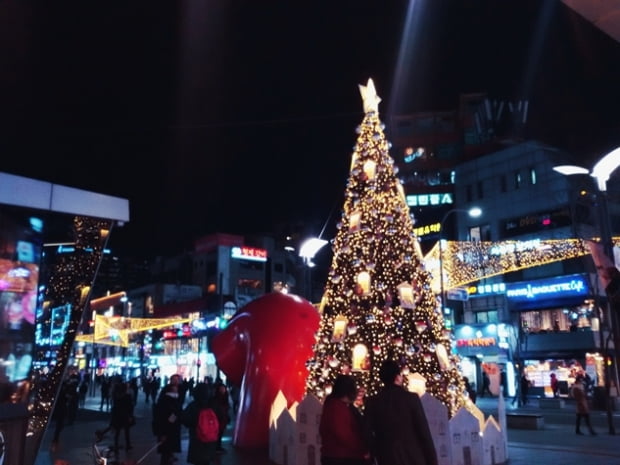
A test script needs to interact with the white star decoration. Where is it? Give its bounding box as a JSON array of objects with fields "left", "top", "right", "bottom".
[{"left": 358, "top": 78, "right": 382, "bottom": 114}]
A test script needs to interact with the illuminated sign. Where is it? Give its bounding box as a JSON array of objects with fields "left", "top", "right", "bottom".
[
  {"left": 231, "top": 246, "right": 268, "bottom": 262},
  {"left": 406, "top": 193, "right": 453, "bottom": 207},
  {"left": 452, "top": 323, "right": 511, "bottom": 356},
  {"left": 505, "top": 274, "right": 588, "bottom": 302},
  {"left": 414, "top": 222, "right": 441, "bottom": 237},
  {"left": 489, "top": 239, "right": 541, "bottom": 256},
  {"left": 468, "top": 283, "right": 506, "bottom": 296},
  {"left": 456, "top": 337, "right": 496, "bottom": 347}
]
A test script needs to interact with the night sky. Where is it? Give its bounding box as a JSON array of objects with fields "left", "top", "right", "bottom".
[{"left": 1, "top": 1, "right": 620, "bottom": 257}]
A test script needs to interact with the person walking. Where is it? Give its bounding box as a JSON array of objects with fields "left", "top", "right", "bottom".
[
  {"left": 181, "top": 382, "right": 218, "bottom": 465},
  {"left": 500, "top": 368, "right": 508, "bottom": 398},
  {"left": 78, "top": 378, "right": 89, "bottom": 408},
  {"left": 50, "top": 378, "right": 71, "bottom": 452},
  {"left": 480, "top": 371, "right": 492, "bottom": 397},
  {"left": 550, "top": 373, "right": 559, "bottom": 398},
  {"left": 520, "top": 372, "right": 530, "bottom": 406},
  {"left": 153, "top": 378, "right": 183, "bottom": 465},
  {"left": 319, "top": 374, "right": 371, "bottom": 465},
  {"left": 96, "top": 382, "right": 135, "bottom": 452},
  {"left": 463, "top": 377, "right": 476, "bottom": 404},
  {"left": 100, "top": 375, "right": 111, "bottom": 411},
  {"left": 365, "top": 360, "right": 437, "bottom": 465},
  {"left": 571, "top": 374, "right": 596, "bottom": 435},
  {"left": 212, "top": 381, "right": 231, "bottom": 454}
]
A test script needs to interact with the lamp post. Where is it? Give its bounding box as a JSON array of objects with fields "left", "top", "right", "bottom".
[
  {"left": 554, "top": 146, "right": 620, "bottom": 434},
  {"left": 438, "top": 207, "right": 482, "bottom": 323},
  {"left": 299, "top": 237, "right": 328, "bottom": 301}
]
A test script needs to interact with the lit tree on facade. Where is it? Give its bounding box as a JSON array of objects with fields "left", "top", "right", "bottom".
[{"left": 306, "top": 79, "right": 467, "bottom": 416}]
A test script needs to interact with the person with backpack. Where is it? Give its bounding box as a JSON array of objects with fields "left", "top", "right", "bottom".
[{"left": 181, "top": 382, "right": 218, "bottom": 465}]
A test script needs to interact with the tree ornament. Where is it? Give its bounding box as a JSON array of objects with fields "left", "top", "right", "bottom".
[{"left": 415, "top": 320, "right": 428, "bottom": 333}]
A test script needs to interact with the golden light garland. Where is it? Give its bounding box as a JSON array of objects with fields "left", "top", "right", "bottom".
[
  {"left": 74, "top": 316, "right": 192, "bottom": 347},
  {"left": 423, "top": 237, "right": 619, "bottom": 292}
]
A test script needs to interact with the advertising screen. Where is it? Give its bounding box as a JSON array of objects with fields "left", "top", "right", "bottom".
[{"left": 0, "top": 209, "right": 42, "bottom": 405}]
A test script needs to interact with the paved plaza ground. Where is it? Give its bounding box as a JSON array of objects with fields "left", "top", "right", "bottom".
[{"left": 32, "top": 394, "right": 620, "bottom": 465}]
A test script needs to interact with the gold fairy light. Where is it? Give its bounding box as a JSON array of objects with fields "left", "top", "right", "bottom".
[{"left": 305, "top": 79, "right": 466, "bottom": 416}]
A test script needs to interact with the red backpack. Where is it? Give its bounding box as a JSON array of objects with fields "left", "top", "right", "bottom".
[{"left": 196, "top": 408, "right": 219, "bottom": 443}]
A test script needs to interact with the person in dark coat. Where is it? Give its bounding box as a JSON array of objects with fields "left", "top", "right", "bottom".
[
  {"left": 96, "top": 382, "right": 135, "bottom": 451},
  {"left": 100, "top": 376, "right": 111, "bottom": 411},
  {"left": 365, "top": 360, "right": 437, "bottom": 465},
  {"left": 463, "top": 377, "right": 476, "bottom": 404},
  {"left": 212, "top": 382, "right": 231, "bottom": 453},
  {"left": 520, "top": 373, "right": 530, "bottom": 406},
  {"left": 319, "top": 374, "right": 370, "bottom": 465},
  {"left": 153, "top": 381, "right": 183, "bottom": 465},
  {"left": 50, "top": 379, "right": 71, "bottom": 452},
  {"left": 181, "top": 382, "right": 218, "bottom": 465},
  {"left": 480, "top": 371, "right": 492, "bottom": 397}
]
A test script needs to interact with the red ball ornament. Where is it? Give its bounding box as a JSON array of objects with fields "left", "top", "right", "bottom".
[{"left": 415, "top": 320, "right": 428, "bottom": 333}]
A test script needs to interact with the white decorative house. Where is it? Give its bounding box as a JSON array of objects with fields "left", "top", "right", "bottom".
[{"left": 270, "top": 390, "right": 508, "bottom": 465}]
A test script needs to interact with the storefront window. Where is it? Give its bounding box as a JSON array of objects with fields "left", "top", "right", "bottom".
[
  {"left": 523, "top": 354, "right": 604, "bottom": 398},
  {"left": 520, "top": 303, "right": 597, "bottom": 334}
]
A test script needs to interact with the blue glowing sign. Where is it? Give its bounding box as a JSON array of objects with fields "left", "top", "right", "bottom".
[{"left": 505, "top": 274, "right": 588, "bottom": 302}]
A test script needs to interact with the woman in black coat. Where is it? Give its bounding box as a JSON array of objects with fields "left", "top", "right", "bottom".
[
  {"left": 181, "top": 383, "right": 218, "bottom": 465},
  {"left": 153, "top": 383, "right": 182, "bottom": 465}
]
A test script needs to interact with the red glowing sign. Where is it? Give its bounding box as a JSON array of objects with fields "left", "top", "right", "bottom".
[
  {"left": 456, "top": 337, "right": 497, "bottom": 347},
  {"left": 231, "top": 246, "right": 268, "bottom": 262}
]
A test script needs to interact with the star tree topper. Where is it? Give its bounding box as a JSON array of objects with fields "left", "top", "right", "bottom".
[{"left": 358, "top": 78, "right": 382, "bottom": 114}]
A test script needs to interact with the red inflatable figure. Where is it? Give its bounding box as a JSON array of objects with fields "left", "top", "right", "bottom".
[{"left": 211, "top": 292, "right": 320, "bottom": 448}]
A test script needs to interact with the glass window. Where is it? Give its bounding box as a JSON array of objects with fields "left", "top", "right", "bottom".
[{"left": 475, "top": 310, "right": 498, "bottom": 323}]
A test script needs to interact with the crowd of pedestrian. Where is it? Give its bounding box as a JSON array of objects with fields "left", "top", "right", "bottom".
[{"left": 62, "top": 361, "right": 616, "bottom": 465}]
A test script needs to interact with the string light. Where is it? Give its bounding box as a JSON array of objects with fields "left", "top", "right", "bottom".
[
  {"left": 424, "top": 237, "right": 602, "bottom": 292},
  {"left": 74, "top": 316, "right": 192, "bottom": 347},
  {"left": 305, "top": 80, "right": 466, "bottom": 416},
  {"left": 26, "top": 217, "right": 112, "bottom": 442}
]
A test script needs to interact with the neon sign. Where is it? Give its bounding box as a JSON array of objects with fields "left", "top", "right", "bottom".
[
  {"left": 231, "top": 246, "right": 268, "bottom": 262},
  {"left": 456, "top": 337, "right": 496, "bottom": 347},
  {"left": 505, "top": 274, "right": 588, "bottom": 301},
  {"left": 406, "top": 193, "right": 453, "bottom": 207}
]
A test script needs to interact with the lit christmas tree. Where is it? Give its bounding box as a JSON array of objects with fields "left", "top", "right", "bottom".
[{"left": 306, "top": 78, "right": 467, "bottom": 416}]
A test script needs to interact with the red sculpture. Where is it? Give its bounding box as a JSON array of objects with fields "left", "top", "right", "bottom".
[{"left": 211, "top": 292, "right": 320, "bottom": 448}]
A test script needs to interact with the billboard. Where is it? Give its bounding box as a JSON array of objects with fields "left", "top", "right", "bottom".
[{"left": 0, "top": 210, "right": 42, "bottom": 406}]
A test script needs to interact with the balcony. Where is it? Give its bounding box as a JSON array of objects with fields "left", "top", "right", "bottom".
[{"left": 519, "top": 328, "right": 600, "bottom": 356}]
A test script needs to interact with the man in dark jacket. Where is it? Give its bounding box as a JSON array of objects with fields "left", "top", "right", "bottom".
[{"left": 365, "top": 360, "right": 437, "bottom": 465}]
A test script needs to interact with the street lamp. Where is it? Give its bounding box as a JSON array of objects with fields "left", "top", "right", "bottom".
[
  {"left": 299, "top": 237, "right": 328, "bottom": 301},
  {"left": 438, "top": 207, "right": 482, "bottom": 323},
  {"left": 554, "top": 146, "right": 620, "bottom": 434}
]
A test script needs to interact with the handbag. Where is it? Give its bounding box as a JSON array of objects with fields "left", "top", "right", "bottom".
[{"left": 128, "top": 415, "right": 136, "bottom": 427}]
